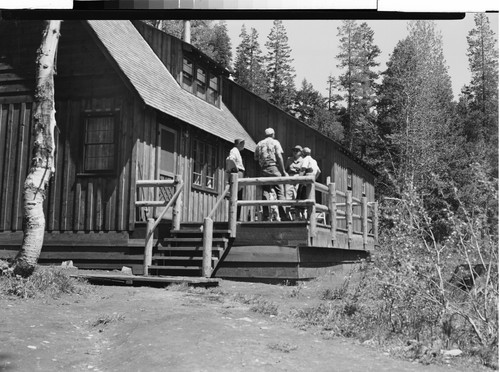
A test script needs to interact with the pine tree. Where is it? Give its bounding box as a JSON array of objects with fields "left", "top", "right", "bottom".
[
  {"left": 233, "top": 25, "right": 267, "bottom": 97},
  {"left": 335, "top": 21, "right": 380, "bottom": 158},
  {"left": 461, "top": 14, "right": 499, "bottom": 175},
  {"left": 208, "top": 21, "right": 232, "bottom": 69},
  {"left": 376, "top": 21, "right": 454, "bottom": 195},
  {"left": 146, "top": 20, "right": 232, "bottom": 69},
  {"left": 264, "top": 20, "right": 296, "bottom": 111}
]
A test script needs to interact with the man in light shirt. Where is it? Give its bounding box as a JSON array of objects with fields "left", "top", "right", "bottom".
[
  {"left": 226, "top": 138, "right": 245, "bottom": 220},
  {"left": 254, "top": 128, "right": 288, "bottom": 221}
]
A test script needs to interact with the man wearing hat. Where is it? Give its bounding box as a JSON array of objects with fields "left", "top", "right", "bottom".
[
  {"left": 226, "top": 138, "right": 246, "bottom": 220},
  {"left": 226, "top": 138, "right": 245, "bottom": 178},
  {"left": 298, "top": 147, "right": 321, "bottom": 218},
  {"left": 285, "top": 145, "right": 304, "bottom": 200},
  {"left": 254, "top": 128, "right": 287, "bottom": 221}
]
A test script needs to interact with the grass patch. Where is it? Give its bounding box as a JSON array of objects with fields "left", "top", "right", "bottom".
[
  {"left": 90, "top": 313, "right": 125, "bottom": 328},
  {"left": 233, "top": 293, "right": 279, "bottom": 316},
  {"left": 267, "top": 341, "right": 298, "bottom": 353},
  {"left": 0, "top": 266, "right": 91, "bottom": 299}
]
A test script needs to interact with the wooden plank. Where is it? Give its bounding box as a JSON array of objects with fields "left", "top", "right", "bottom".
[
  {"left": 362, "top": 196, "right": 368, "bottom": 249},
  {"left": 136, "top": 179, "right": 176, "bottom": 187},
  {"left": 239, "top": 175, "right": 315, "bottom": 186},
  {"left": 1, "top": 104, "right": 15, "bottom": 230},
  {"left": 73, "top": 272, "right": 219, "bottom": 285},
  {"left": 86, "top": 181, "right": 94, "bottom": 231},
  {"left": 221, "top": 245, "right": 298, "bottom": 263},
  {"left": 12, "top": 103, "right": 26, "bottom": 231},
  {"left": 74, "top": 181, "right": 83, "bottom": 230},
  {"left": 346, "top": 191, "right": 353, "bottom": 249},
  {"left": 238, "top": 199, "right": 315, "bottom": 207},
  {"left": 0, "top": 105, "right": 6, "bottom": 231},
  {"left": 235, "top": 222, "right": 308, "bottom": 247},
  {"left": 95, "top": 180, "right": 103, "bottom": 230}
]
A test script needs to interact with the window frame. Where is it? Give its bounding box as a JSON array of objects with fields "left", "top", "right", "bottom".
[
  {"left": 191, "top": 138, "right": 218, "bottom": 194},
  {"left": 347, "top": 168, "right": 353, "bottom": 191},
  {"left": 79, "top": 111, "right": 119, "bottom": 176},
  {"left": 181, "top": 55, "right": 220, "bottom": 108}
]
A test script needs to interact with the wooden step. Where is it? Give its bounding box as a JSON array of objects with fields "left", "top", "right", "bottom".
[
  {"left": 157, "top": 246, "right": 224, "bottom": 253},
  {"left": 148, "top": 265, "right": 201, "bottom": 271},
  {"left": 162, "top": 237, "right": 228, "bottom": 244},
  {"left": 171, "top": 229, "right": 231, "bottom": 235},
  {"left": 152, "top": 256, "right": 218, "bottom": 262}
]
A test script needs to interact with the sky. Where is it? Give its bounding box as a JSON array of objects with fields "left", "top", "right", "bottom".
[{"left": 223, "top": 14, "right": 498, "bottom": 101}]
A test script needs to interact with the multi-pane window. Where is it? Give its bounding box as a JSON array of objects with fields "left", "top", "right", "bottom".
[
  {"left": 83, "top": 113, "right": 117, "bottom": 173},
  {"left": 207, "top": 73, "right": 219, "bottom": 105},
  {"left": 182, "top": 58, "right": 193, "bottom": 90},
  {"left": 347, "top": 168, "right": 353, "bottom": 191},
  {"left": 196, "top": 67, "right": 207, "bottom": 99},
  {"left": 182, "top": 56, "right": 220, "bottom": 107},
  {"left": 192, "top": 139, "right": 217, "bottom": 192}
]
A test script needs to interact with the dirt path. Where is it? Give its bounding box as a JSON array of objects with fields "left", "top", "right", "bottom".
[{"left": 0, "top": 279, "right": 487, "bottom": 372}]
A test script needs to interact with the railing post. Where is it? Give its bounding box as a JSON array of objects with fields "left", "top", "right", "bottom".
[
  {"left": 144, "top": 217, "right": 154, "bottom": 276},
  {"left": 172, "top": 174, "right": 183, "bottom": 231},
  {"left": 362, "top": 196, "right": 368, "bottom": 250},
  {"left": 346, "top": 191, "right": 353, "bottom": 249},
  {"left": 308, "top": 180, "right": 317, "bottom": 244},
  {"left": 202, "top": 217, "right": 213, "bottom": 277},
  {"left": 228, "top": 173, "right": 238, "bottom": 238},
  {"left": 373, "top": 201, "right": 379, "bottom": 247},
  {"left": 328, "top": 182, "right": 337, "bottom": 247}
]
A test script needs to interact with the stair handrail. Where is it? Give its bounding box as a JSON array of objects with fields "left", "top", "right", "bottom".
[
  {"left": 136, "top": 175, "right": 184, "bottom": 276},
  {"left": 201, "top": 183, "right": 231, "bottom": 278},
  {"left": 206, "top": 184, "right": 230, "bottom": 220}
]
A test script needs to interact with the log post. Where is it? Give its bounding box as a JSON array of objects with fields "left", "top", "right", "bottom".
[
  {"left": 308, "top": 181, "right": 317, "bottom": 244},
  {"left": 373, "top": 201, "right": 379, "bottom": 247},
  {"left": 346, "top": 191, "right": 353, "bottom": 249},
  {"left": 172, "top": 174, "right": 183, "bottom": 231},
  {"left": 144, "top": 217, "right": 154, "bottom": 276},
  {"left": 202, "top": 217, "right": 213, "bottom": 277},
  {"left": 328, "top": 182, "right": 337, "bottom": 247},
  {"left": 228, "top": 173, "right": 238, "bottom": 238},
  {"left": 362, "top": 196, "right": 368, "bottom": 250}
]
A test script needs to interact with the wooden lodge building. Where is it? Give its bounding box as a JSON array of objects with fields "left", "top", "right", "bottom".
[{"left": 0, "top": 20, "right": 378, "bottom": 281}]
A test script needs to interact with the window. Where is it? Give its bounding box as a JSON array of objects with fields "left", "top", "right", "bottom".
[
  {"left": 82, "top": 112, "right": 117, "bottom": 173},
  {"left": 192, "top": 139, "right": 217, "bottom": 192},
  {"left": 207, "top": 73, "right": 219, "bottom": 105},
  {"left": 196, "top": 67, "right": 207, "bottom": 99},
  {"left": 182, "top": 57, "right": 193, "bottom": 90},
  {"left": 181, "top": 55, "right": 220, "bottom": 107},
  {"left": 347, "top": 168, "right": 353, "bottom": 191}
]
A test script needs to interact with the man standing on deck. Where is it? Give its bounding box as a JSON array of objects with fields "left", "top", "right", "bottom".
[{"left": 254, "top": 128, "right": 288, "bottom": 221}]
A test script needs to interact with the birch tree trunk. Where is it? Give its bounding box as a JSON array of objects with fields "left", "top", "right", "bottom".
[{"left": 11, "top": 20, "right": 61, "bottom": 277}]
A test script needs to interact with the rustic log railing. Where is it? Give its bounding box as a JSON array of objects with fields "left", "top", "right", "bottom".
[
  {"left": 201, "top": 184, "right": 230, "bottom": 277},
  {"left": 135, "top": 175, "right": 183, "bottom": 275},
  {"left": 233, "top": 174, "right": 378, "bottom": 249}
]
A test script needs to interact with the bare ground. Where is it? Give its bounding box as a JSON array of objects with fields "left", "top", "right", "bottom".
[{"left": 0, "top": 273, "right": 491, "bottom": 372}]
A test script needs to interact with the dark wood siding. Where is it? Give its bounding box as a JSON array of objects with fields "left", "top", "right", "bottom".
[{"left": 0, "top": 21, "right": 141, "bottom": 233}]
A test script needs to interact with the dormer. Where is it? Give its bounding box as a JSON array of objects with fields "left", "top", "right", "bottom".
[{"left": 181, "top": 44, "right": 228, "bottom": 108}]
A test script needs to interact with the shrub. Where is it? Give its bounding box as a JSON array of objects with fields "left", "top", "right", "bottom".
[{"left": 0, "top": 266, "right": 91, "bottom": 299}]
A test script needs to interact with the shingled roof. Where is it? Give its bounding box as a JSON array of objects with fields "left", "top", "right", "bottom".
[{"left": 86, "top": 20, "right": 256, "bottom": 152}]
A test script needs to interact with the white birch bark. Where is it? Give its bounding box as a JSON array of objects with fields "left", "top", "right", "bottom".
[{"left": 11, "top": 20, "right": 61, "bottom": 277}]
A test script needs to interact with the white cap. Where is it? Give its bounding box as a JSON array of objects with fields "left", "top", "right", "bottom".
[
  {"left": 265, "top": 128, "right": 275, "bottom": 136},
  {"left": 302, "top": 147, "right": 311, "bottom": 154}
]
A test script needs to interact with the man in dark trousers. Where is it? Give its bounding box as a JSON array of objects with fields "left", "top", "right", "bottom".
[{"left": 254, "top": 128, "right": 288, "bottom": 221}]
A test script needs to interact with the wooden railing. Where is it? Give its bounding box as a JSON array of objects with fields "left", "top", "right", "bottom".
[
  {"left": 232, "top": 174, "right": 378, "bottom": 249},
  {"left": 201, "top": 184, "right": 230, "bottom": 277},
  {"left": 135, "top": 175, "right": 183, "bottom": 275}
]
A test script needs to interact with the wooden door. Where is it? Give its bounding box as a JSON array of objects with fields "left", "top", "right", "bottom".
[{"left": 155, "top": 124, "right": 178, "bottom": 219}]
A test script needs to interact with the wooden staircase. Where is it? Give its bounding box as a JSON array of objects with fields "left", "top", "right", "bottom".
[{"left": 147, "top": 224, "right": 232, "bottom": 277}]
